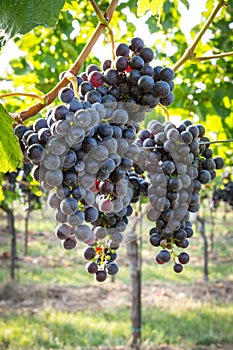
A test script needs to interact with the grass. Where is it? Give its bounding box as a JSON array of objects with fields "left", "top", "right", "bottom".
[
  {"left": 0, "top": 201, "right": 233, "bottom": 349},
  {"left": 0, "top": 303, "right": 232, "bottom": 350}
]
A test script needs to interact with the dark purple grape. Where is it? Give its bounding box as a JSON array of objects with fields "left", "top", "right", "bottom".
[
  {"left": 115, "top": 43, "right": 130, "bottom": 57},
  {"left": 159, "top": 67, "right": 175, "bottom": 82},
  {"left": 154, "top": 66, "right": 163, "bottom": 81},
  {"left": 157, "top": 249, "right": 171, "bottom": 263},
  {"left": 99, "top": 181, "right": 114, "bottom": 195},
  {"left": 127, "top": 69, "right": 141, "bottom": 85},
  {"left": 214, "top": 156, "right": 224, "bottom": 169},
  {"left": 85, "top": 90, "right": 102, "bottom": 104},
  {"left": 27, "top": 133, "right": 40, "bottom": 146},
  {"left": 129, "top": 37, "right": 144, "bottom": 53},
  {"left": 107, "top": 262, "right": 119, "bottom": 275},
  {"left": 96, "top": 85, "right": 108, "bottom": 96},
  {"left": 38, "top": 128, "right": 51, "bottom": 145},
  {"left": 27, "top": 144, "right": 45, "bottom": 163},
  {"left": 58, "top": 87, "right": 75, "bottom": 103},
  {"left": 104, "top": 68, "right": 119, "bottom": 86},
  {"left": 178, "top": 252, "right": 190, "bottom": 264},
  {"left": 140, "top": 65, "right": 154, "bottom": 76},
  {"left": 181, "top": 131, "right": 193, "bottom": 144},
  {"left": 55, "top": 223, "right": 72, "bottom": 240},
  {"left": 95, "top": 270, "right": 107, "bottom": 282},
  {"left": 82, "top": 246, "right": 96, "bottom": 260},
  {"left": 140, "top": 47, "right": 154, "bottom": 63},
  {"left": 86, "top": 261, "right": 98, "bottom": 274},
  {"left": 173, "top": 263, "right": 183, "bottom": 273},
  {"left": 196, "top": 124, "right": 206, "bottom": 137},
  {"left": 62, "top": 237, "right": 77, "bottom": 250},
  {"left": 138, "top": 129, "right": 151, "bottom": 141},
  {"left": 115, "top": 56, "right": 128, "bottom": 72},
  {"left": 102, "top": 59, "right": 112, "bottom": 71},
  {"left": 186, "top": 125, "right": 199, "bottom": 138},
  {"left": 198, "top": 170, "right": 211, "bottom": 184},
  {"left": 63, "top": 170, "right": 78, "bottom": 187},
  {"left": 154, "top": 81, "right": 170, "bottom": 98},
  {"left": 129, "top": 56, "right": 145, "bottom": 70},
  {"left": 138, "top": 75, "right": 154, "bottom": 92},
  {"left": 33, "top": 118, "right": 48, "bottom": 132},
  {"left": 52, "top": 105, "right": 69, "bottom": 121},
  {"left": 84, "top": 206, "right": 99, "bottom": 223},
  {"left": 79, "top": 81, "right": 94, "bottom": 96},
  {"left": 86, "top": 64, "right": 100, "bottom": 75},
  {"left": 14, "top": 125, "right": 28, "bottom": 139},
  {"left": 150, "top": 233, "right": 161, "bottom": 247},
  {"left": 49, "top": 193, "right": 61, "bottom": 209},
  {"left": 60, "top": 197, "right": 78, "bottom": 215},
  {"left": 160, "top": 92, "right": 174, "bottom": 106}
]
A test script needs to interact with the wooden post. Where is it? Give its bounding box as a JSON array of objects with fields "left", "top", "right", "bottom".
[
  {"left": 24, "top": 193, "right": 32, "bottom": 256},
  {"left": 127, "top": 203, "right": 149, "bottom": 349},
  {"left": 209, "top": 206, "right": 215, "bottom": 253},
  {"left": 1, "top": 204, "right": 17, "bottom": 279},
  {"left": 127, "top": 229, "right": 141, "bottom": 349},
  {"left": 198, "top": 215, "right": 209, "bottom": 282}
]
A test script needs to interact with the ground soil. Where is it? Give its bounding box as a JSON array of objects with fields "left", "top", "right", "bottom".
[{"left": 0, "top": 279, "right": 232, "bottom": 350}]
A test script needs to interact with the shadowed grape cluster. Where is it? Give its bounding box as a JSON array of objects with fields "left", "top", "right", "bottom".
[{"left": 134, "top": 119, "right": 224, "bottom": 272}]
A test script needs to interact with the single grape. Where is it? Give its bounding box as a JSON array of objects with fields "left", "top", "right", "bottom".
[
  {"left": 82, "top": 246, "right": 96, "bottom": 260},
  {"left": 95, "top": 270, "right": 107, "bottom": 282},
  {"left": 107, "top": 262, "right": 119, "bottom": 275},
  {"left": 178, "top": 252, "right": 190, "bottom": 264},
  {"left": 86, "top": 261, "right": 98, "bottom": 274},
  {"left": 173, "top": 263, "right": 183, "bottom": 273}
]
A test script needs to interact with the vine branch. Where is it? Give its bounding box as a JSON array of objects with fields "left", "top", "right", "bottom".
[
  {"left": 17, "top": 0, "right": 119, "bottom": 122},
  {"left": 194, "top": 51, "right": 233, "bottom": 62},
  {"left": 173, "top": 0, "right": 227, "bottom": 72},
  {"left": 0, "top": 92, "right": 45, "bottom": 103}
]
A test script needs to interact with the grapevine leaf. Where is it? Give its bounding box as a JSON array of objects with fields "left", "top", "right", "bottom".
[
  {"left": 0, "top": 0, "right": 65, "bottom": 49},
  {"left": 179, "top": 0, "right": 189, "bottom": 9},
  {"left": 0, "top": 104, "right": 23, "bottom": 173},
  {"left": 137, "top": 0, "right": 164, "bottom": 17}
]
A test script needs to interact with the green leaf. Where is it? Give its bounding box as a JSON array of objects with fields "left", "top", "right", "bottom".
[
  {"left": 137, "top": 0, "right": 164, "bottom": 17},
  {"left": 0, "top": 104, "right": 23, "bottom": 173},
  {"left": 179, "top": 0, "right": 189, "bottom": 9},
  {"left": 0, "top": 0, "right": 65, "bottom": 49}
]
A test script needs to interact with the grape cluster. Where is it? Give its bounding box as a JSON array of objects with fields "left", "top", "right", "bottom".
[
  {"left": 14, "top": 95, "right": 149, "bottom": 282},
  {"left": 3, "top": 164, "right": 41, "bottom": 207},
  {"left": 213, "top": 179, "right": 233, "bottom": 209},
  {"left": 60, "top": 37, "right": 175, "bottom": 109},
  {"left": 13, "top": 37, "right": 225, "bottom": 281},
  {"left": 135, "top": 119, "right": 224, "bottom": 272}
]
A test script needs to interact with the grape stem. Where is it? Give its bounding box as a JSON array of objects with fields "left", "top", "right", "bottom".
[
  {"left": 90, "top": 0, "right": 108, "bottom": 25},
  {"left": 0, "top": 92, "right": 45, "bottom": 103},
  {"left": 172, "top": 0, "right": 227, "bottom": 72},
  {"left": 15, "top": 0, "right": 120, "bottom": 122},
  {"left": 64, "top": 71, "right": 80, "bottom": 98},
  {"left": 158, "top": 103, "right": 169, "bottom": 122},
  {"left": 89, "top": 0, "right": 115, "bottom": 61},
  {"left": 194, "top": 51, "right": 233, "bottom": 62}
]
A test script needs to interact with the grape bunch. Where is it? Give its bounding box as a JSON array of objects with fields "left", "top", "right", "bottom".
[
  {"left": 14, "top": 94, "right": 149, "bottom": 282},
  {"left": 3, "top": 163, "right": 41, "bottom": 208},
  {"left": 135, "top": 119, "right": 224, "bottom": 272},
  {"left": 13, "top": 36, "right": 224, "bottom": 281},
  {"left": 60, "top": 37, "right": 175, "bottom": 110},
  {"left": 213, "top": 179, "right": 233, "bottom": 209}
]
